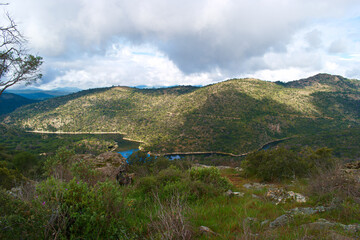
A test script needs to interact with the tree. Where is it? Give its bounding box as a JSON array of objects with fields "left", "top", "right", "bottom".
[{"left": 0, "top": 6, "right": 42, "bottom": 96}]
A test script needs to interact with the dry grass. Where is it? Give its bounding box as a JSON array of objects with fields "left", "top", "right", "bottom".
[
  {"left": 308, "top": 161, "right": 360, "bottom": 203},
  {"left": 149, "top": 193, "right": 193, "bottom": 240}
]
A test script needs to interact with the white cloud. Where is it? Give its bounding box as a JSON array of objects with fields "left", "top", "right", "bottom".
[
  {"left": 5, "top": 0, "right": 360, "bottom": 89},
  {"left": 36, "top": 44, "right": 220, "bottom": 90}
]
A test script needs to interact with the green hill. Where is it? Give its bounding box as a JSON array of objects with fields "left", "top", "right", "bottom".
[
  {"left": 0, "top": 93, "right": 39, "bottom": 116},
  {"left": 2, "top": 74, "right": 359, "bottom": 155}
]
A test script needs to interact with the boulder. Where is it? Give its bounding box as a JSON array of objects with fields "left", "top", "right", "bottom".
[
  {"left": 266, "top": 188, "right": 307, "bottom": 204},
  {"left": 71, "top": 152, "right": 130, "bottom": 185},
  {"left": 269, "top": 214, "right": 293, "bottom": 228},
  {"left": 225, "top": 189, "right": 245, "bottom": 197}
]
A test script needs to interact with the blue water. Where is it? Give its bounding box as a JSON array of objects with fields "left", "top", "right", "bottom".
[
  {"left": 118, "top": 149, "right": 139, "bottom": 159},
  {"left": 118, "top": 149, "right": 182, "bottom": 161}
]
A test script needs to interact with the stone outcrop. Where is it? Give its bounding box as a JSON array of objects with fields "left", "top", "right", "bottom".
[
  {"left": 71, "top": 152, "right": 132, "bottom": 185},
  {"left": 266, "top": 188, "right": 307, "bottom": 205}
]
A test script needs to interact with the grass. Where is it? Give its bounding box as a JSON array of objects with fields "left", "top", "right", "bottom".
[{"left": 1, "top": 147, "right": 360, "bottom": 239}]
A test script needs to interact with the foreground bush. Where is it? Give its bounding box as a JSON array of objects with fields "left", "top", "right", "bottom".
[
  {"left": 190, "top": 166, "right": 231, "bottom": 190},
  {"left": 36, "top": 178, "right": 137, "bottom": 239}
]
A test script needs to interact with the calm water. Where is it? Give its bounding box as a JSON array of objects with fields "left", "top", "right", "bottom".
[
  {"left": 118, "top": 149, "right": 139, "bottom": 159},
  {"left": 118, "top": 139, "right": 285, "bottom": 160},
  {"left": 118, "top": 148, "right": 181, "bottom": 160}
]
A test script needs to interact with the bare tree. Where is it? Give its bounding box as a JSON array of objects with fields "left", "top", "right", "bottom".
[{"left": 0, "top": 5, "right": 42, "bottom": 96}]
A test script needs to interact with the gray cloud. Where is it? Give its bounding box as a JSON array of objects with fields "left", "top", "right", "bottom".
[
  {"left": 6, "top": 0, "right": 360, "bottom": 88},
  {"left": 328, "top": 39, "right": 348, "bottom": 54}
]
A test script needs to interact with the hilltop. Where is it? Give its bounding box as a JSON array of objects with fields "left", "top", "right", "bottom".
[{"left": 2, "top": 74, "right": 359, "bottom": 155}]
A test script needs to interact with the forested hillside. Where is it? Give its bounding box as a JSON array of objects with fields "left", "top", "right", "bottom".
[
  {"left": 3, "top": 74, "right": 360, "bottom": 154},
  {"left": 0, "top": 93, "right": 38, "bottom": 116}
]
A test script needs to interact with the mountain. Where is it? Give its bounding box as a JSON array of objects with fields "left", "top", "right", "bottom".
[
  {"left": 6, "top": 87, "right": 81, "bottom": 100},
  {"left": 0, "top": 93, "right": 39, "bottom": 116},
  {"left": 2, "top": 74, "right": 359, "bottom": 155}
]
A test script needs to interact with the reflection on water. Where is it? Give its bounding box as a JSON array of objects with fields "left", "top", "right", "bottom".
[{"left": 118, "top": 149, "right": 139, "bottom": 159}]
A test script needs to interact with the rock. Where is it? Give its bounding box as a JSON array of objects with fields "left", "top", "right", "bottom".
[
  {"left": 233, "top": 192, "right": 245, "bottom": 197},
  {"left": 287, "top": 191, "right": 307, "bottom": 203},
  {"left": 199, "top": 226, "right": 217, "bottom": 235},
  {"left": 94, "top": 152, "right": 127, "bottom": 181},
  {"left": 328, "top": 231, "right": 355, "bottom": 240},
  {"left": 71, "top": 152, "right": 129, "bottom": 184},
  {"left": 266, "top": 188, "right": 307, "bottom": 205},
  {"left": 302, "top": 219, "right": 360, "bottom": 233},
  {"left": 303, "top": 218, "right": 336, "bottom": 230},
  {"left": 243, "top": 182, "right": 274, "bottom": 189},
  {"left": 261, "top": 219, "right": 270, "bottom": 227},
  {"left": 340, "top": 223, "right": 360, "bottom": 233},
  {"left": 225, "top": 189, "right": 233, "bottom": 197},
  {"left": 225, "top": 189, "right": 245, "bottom": 197},
  {"left": 287, "top": 206, "right": 327, "bottom": 216},
  {"left": 269, "top": 214, "right": 293, "bottom": 228},
  {"left": 116, "top": 172, "right": 134, "bottom": 185},
  {"left": 252, "top": 194, "right": 260, "bottom": 199}
]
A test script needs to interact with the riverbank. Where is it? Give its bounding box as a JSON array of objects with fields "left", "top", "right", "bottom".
[
  {"left": 155, "top": 137, "right": 294, "bottom": 158},
  {"left": 26, "top": 130, "right": 145, "bottom": 143}
]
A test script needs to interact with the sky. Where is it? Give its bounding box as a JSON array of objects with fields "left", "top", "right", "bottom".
[{"left": 4, "top": 0, "right": 360, "bottom": 90}]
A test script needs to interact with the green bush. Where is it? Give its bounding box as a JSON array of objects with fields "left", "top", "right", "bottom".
[
  {"left": 70, "top": 158, "right": 102, "bottom": 185},
  {"left": 156, "top": 166, "right": 183, "bottom": 185},
  {"left": 36, "top": 177, "right": 137, "bottom": 239},
  {"left": 128, "top": 151, "right": 155, "bottom": 166},
  {"left": 241, "top": 147, "right": 334, "bottom": 182},
  {"left": 190, "top": 166, "right": 232, "bottom": 191},
  {"left": 0, "top": 161, "right": 26, "bottom": 190},
  {"left": 136, "top": 175, "right": 159, "bottom": 194},
  {"left": 152, "top": 156, "right": 171, "bottom": 173},
  {"left": 43, "top": 147, "right": 75, "bottom": 180},
  {"left": 12, "top": 152, "right": 40, "bottom": 178}
]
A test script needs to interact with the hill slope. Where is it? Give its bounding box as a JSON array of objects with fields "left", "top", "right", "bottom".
[
  {"left": 0, "top": 93, "right": 38, "bottom": 116},
  {"left": 3, "top": 74, "right": 360, "bottom": 154}
]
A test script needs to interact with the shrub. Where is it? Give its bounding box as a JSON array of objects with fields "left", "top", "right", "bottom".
[
  {"left": 36, "top": 178, "right": 136, "bottom": 239},
  {"left": 70, "top": 158, "right": 102, "bottom": 186},
  {"left": 190, "top": 166, "right": 232, "bottom": 191},
  {"left": 0, "top": 161, "right": 26, "bottom": 190},
  {"left": 12, "top": 152, "right": 39, "bottom": 177},
  {"left": 156, "top": 166, "right": 183, "bottom": 185},
  {"left": 152, "top": 156, "right": 171, "bottom": 173},
  {"left": 43, "top": 147, "right": 75, "bottom": 180},
  {"left": 136, "top": 175, "right": 159, "bottom": 194},
  {"left": 308, "top": 161, "right": 360, "bottom": 204},
  {"left": 0, "top": 188, "right": 47, "bottom": 240},
  {"left": 128, "top": 150, "right": 155, "bottom": 166},
  {"left": 241, "top": 147, "right": 330, "bottom": 181}
]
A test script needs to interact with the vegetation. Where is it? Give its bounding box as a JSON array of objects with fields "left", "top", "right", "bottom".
[
  {"left": 1, "top": 144, "right": 359, "bottom": 239},
  {"left": 3, "top": 74, "right": 359, "bottom": 156},
  {"left": 241, "top": 147, "right": 334, "bottom": 181},
  {"left": 0, "top": 73, "right": 359, "bottom": 238},
  {"left": 0, "top": 123, "right": 139, "bottom": 155},
  {"left": 0, "top": 93, "right": 38, "bottom": 116}
]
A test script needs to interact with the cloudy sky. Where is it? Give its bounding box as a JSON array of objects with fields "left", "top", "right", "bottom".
[{"left": 5, "top": 0, "right": 360, "bottom": 90}]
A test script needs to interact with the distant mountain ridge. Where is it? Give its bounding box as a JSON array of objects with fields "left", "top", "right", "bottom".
[
  {"left": 3, "top": 74, "right": 359, "bottom": 154},
  {"left": 0, "top": 93, "right": 38, "bottom": 116},
  {"left": 6, "top": 87, "right": 81, "bottom": 100}
]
